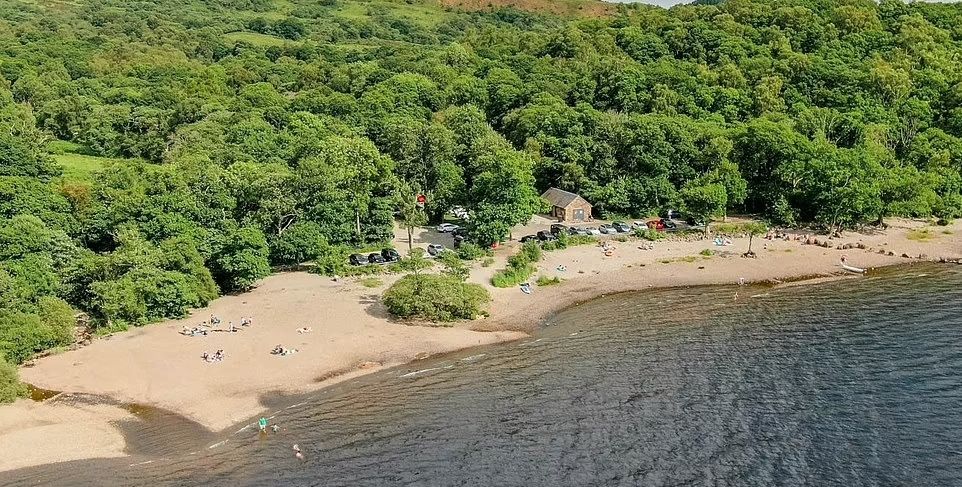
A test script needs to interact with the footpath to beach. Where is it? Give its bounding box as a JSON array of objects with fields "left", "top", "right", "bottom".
[{"left": 1, "top": 218, "right": 960, "bottom": 472}]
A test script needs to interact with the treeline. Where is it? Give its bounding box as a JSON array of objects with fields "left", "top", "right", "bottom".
[{"left": 1, "top": 0, "right": 962, "bottom": 379}]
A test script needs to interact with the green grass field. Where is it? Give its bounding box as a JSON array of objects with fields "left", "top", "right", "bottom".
[
  {"left": 223, "top": 31, "right": 292, "bottom": 47},
  {"left": 47, "top": 140, "right": 140, "bottom": 181}
]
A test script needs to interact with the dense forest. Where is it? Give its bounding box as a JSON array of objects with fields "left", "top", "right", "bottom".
[{"left": 2, "top": 0, "right": 962, "bottom": 381}]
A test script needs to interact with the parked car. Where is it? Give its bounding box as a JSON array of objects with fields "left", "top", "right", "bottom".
[
  {"left": 368, "top": 253, "right": 386, "bottom": 264},
  {"left": 381, "top": 248, "right": 400, "bottom": 262},
  {"left": 599, "top": 224, "right": 617, "bottom": 234},
  {"left": 349, "top": 253, "right": 367, "bottom": 266},
  {"left": 520, "top": 234, "right": 539, "bottom": 244},
  {"left": 550, "top": 224, "right": 568, "bottom": 235},
  {"left": 568, "top": 227, "right": 590, "bottom": 236},
  {"left": 452, "top": 227, "right": 469, "bottom": 238},
  {"left": 427, "top": 243, "right": 445, "bottom": 256},
  {"left": 436, "top": 223, "right": 459, "bottom": 233},
  {"left": 646, "top": 219, "right": 666, "bottom": 231},
  {"left": 612, "top": 221, "right": 631, "bottom": 233},
  {"left": 584, "top": 227, "right": 602, "bottom": 235},
  {"left": 661, "top": 218, "right": 677, "bottom": 230},
  {"left": 537, "top": 230, "right": 558, "bottom": 242}
]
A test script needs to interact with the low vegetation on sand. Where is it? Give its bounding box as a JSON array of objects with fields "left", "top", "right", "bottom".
[
  {"left": 492, "top": 243, "right": 542, "bottom": 288},
  {"left": 907, "top": 228, "right": 938, "bottom": 242},
  {"left": 536, "top": 275, "right": 561, "bottom": 286}
]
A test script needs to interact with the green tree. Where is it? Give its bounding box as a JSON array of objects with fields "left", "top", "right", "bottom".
[{"left": 680, "top": 182, "right": 727, "bottom": 233}]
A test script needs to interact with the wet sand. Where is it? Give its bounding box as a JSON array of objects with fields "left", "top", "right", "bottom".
[{"left": 2, "top": 218, "right": 960, "bottom": 472}]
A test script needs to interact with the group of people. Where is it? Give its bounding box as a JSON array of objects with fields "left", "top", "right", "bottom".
[
  {"left": 765, "top": 230, "right": 809, "bottom": 242},
  {"left": 201, "top": 350, "right": 225, "bottom": 363},
  {"left": 271, "top": 345, "right": 298, "bottom": 356},
  {"left": 600, "top": 241, "right": 616, "bottom": 257},
  {"left": 257, "top": 419, "right": 305, "bottom": 460},
  {"left": 180, "top": 315, "right": 254, "bottom": 337},
  {"left": 713, "top": 236, "right": 734, "bottom": 247}
]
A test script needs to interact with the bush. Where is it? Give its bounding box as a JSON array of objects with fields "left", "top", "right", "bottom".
[
  {"left": 456, "top": 243, "right": 490, "bottom": 261},
  {"left": 383, "top": 274, "right": 490, "bottom": 322},
  {"left": 437, "top": 250, "right": 469, "bottom": 281},
  {"left": 481, "top": 257, "right": 495, "bottom": 267},
  {"left": 491, "top": 262, "right": 535, "bottom": 288},
  {"left": 0, "top": 357, "right": 26, "bottom": 404},
  {"left": 699, "top": 248, "right": 714, "bottom": 256},
  {"left": 635, "top": 228, "right": 667, "bottom": 241},
  {"left": 492, "top": 242, "right": 541, "bottom": 288},
  {"left": 536, "top": 275, "right": 561, "bottom": 286}
]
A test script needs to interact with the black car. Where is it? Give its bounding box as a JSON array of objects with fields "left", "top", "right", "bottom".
[
  {"left": 612, "top": 221, "right": 632, "bottom": 233},
  {"left": 537, "top": 230, "right": 558, "bottom": 242},
  {"left": 452, "top": 227, "right": 469, "bottom": 238},
  {"left": 368, "top": 253, "right": 386, "bottom": 264},
  {"left": 520, "top": 234, "right": 539, "bottom": 244},
  {"left": 349, "top": 253, "right": 366, "bottom": 266},
  {"left": 568, "top": 226, "right": 589, "bottom": 236},
  {"left": 550, "top": 224, "right": 568, "bottom": 235},
  {"left": 381, "top": 248, "right": 400, "bottom": 262}
]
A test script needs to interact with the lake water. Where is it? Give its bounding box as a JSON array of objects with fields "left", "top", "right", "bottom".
[{"left": 5, "top": 264, "right": 962, "bottom": 486}]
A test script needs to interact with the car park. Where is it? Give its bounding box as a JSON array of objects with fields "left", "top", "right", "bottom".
[
  {"left": 368, "top": 253, "right": 386, "bottom": 264},
  {"left": 436, "top": 223, "right": 459, "bottom": 233},
  {"left": 381, "top": 248, "right": 400, "bottom": 262},
  {"left": 612, "top": 221, "right": 631, "bottom": 233},
  {"left": 427, "top": 243, "right": 445, "bottom": 256},
  {"left": 349, "top": 254, "right": 367, "bottom": 266}
]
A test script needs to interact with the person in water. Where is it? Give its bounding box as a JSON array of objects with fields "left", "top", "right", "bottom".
[
  {"left": 293, "top": 444, "right": 304, "bottom": 460},
  {"left": 258, "top": 417, "right": 268, "bottom": 432},
  {"left": 271, "top": 424, "right": 279, "bottom": 433}
]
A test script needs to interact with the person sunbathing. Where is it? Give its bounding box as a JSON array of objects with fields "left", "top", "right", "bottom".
[{"left": 296, "top": 327, "right": 312, "bottom": 334}]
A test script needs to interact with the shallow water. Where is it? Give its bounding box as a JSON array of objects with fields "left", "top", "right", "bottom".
[{"left": 6, "top": 264, "right": 962, "bottom": 486}]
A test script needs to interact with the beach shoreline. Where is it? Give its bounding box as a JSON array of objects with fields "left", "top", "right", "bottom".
[{"left": 2, "top": 218, "right": 960, "bottom": 473}]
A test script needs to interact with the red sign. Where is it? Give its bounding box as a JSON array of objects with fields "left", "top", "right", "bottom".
[{"left": 416, "top": 194, "right": 426, "bottom": 207}]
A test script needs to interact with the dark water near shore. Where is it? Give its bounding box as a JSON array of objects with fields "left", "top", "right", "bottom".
[{"left": 6, "top": 264, "right": 962, "bottom": 486}]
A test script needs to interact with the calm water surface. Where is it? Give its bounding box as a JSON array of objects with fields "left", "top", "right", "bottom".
[{"left": 6, "top": 264, "right": 962, "bottom": 486}]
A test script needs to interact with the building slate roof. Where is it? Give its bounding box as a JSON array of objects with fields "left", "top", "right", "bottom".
[{"left": 541, "top": 187, "right": 589, "bottom": 208}]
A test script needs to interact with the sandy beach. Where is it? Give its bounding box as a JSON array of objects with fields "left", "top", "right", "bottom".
[{"left": 2, "top": 217, "right": 961, "bottom": 472}]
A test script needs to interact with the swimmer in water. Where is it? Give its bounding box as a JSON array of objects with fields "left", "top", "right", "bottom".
[
  {"left": 271, "top": 424, "right": 279, "bottom": 433},
  {"left": 293, "top": 444, "right": 304, "bottom": 460}
]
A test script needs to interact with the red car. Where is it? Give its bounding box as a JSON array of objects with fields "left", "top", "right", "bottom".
[{"left": 646, "top": 219, "right": 666, "bottom": 231}]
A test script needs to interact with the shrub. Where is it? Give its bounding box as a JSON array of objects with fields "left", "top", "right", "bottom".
[
  {"left": 0, "top": 357, "right": 26, "bottom": 404},
  {"left": 383, "top": 274, "right": 490, "bottom": 322},
  {"left": 699, "top": 248, "right": 714, "bottom": 256},
  {"left": 541, "top": 240, "right": 561, "bottom": 251},
  {"left": 456, "top": 243, "right": 490, "bottom": 261},
  {"left": 536, "top": 275, "right": 561, "bottom": 286},
  {"left": 567, "top": 235, "right": 596, "bottom": 246},
  {"left": 437, "top": 250, "right": 469, "bottom": 281},
  {"left": 492, "top": 242, "right": 542, "bottom": 288},
  {"left": 635, "top": 228, "right": 667, "bottom": 240},
  {"left": 481, "top": 257, "right": 495, "bottom": 267},
  {"left": 491, "top": 263, "right": 535, "bottom": 288}
]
